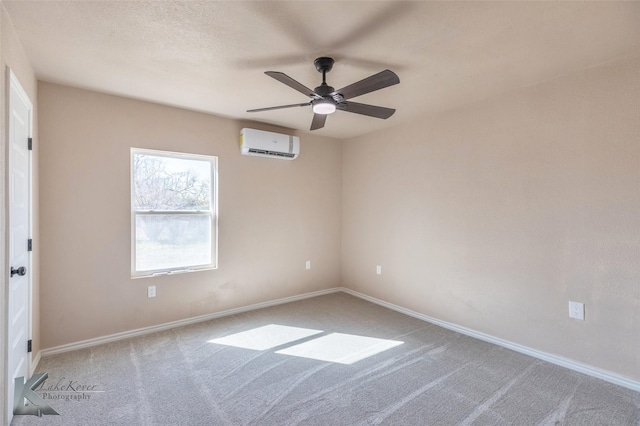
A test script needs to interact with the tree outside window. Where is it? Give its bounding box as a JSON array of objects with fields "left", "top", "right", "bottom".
[{"left": 131, "top": 148, "right": 217, "bottom": 277}]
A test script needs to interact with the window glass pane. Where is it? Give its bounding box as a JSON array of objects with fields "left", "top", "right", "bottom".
[
  {"left": 135, "top": 214, "right": 211, "bottom": 272},
  {"left": 133, "top": 153, "right": 211, "bottom": 211}
]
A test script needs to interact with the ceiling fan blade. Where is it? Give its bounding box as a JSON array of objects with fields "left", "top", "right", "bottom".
[
  {"left": 338, "top": 101, "right": 396, "bottom": 119},
  {"left": 333, "top": 70, "right": 399, "bottom": 100},
  {"left": 265, "top": 71, "right": 320, "bottom": 99},
  {"left": 310, "top": 113, "right": 327, "bottom": 130},
  {"left": 247, "top": 102, "right": 310, "bottom": 113}
]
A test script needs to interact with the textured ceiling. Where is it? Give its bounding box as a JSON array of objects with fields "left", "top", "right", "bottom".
[{"left": 4, "top": 1, "right": 640, "bottom": 139}]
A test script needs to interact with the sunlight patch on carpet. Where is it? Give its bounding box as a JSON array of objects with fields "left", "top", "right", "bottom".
[
  {"left": 208, "top": 324, "right": 323, "bottom": 350},
  {"left": 276, "top": 333, "right": 404, "bottom": 365}
]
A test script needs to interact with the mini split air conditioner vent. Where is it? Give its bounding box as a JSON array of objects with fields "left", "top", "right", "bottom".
[
  {"left": 247, "top": 148, "right": 296, "bottom": 159},
  {"left": 240, "top": 128, "right": 300, "bottom": 160}
]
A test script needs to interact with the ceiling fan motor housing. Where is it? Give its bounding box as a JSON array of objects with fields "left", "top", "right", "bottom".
[{"left": 314, "top": 85, "right": 335, "bottom": 97}]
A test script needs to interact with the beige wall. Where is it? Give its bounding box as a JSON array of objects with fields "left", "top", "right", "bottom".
[
  {"left": 37, "top": 82, "right": 342, "bottom": 349},
  {"left": 342, "top": 55, "right": 640, "bottom": 381},
  {"left": 1, "top": 3, "right": 38, "bottom": 424}
]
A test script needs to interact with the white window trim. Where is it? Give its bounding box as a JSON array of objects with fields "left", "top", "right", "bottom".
[{"left": 130, "top": 148, "right": 218, "bottom": 278}]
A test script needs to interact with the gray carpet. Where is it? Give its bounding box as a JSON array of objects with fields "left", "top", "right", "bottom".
[{"left": 11, "top": 293, "right": 640, "bottom": 425}]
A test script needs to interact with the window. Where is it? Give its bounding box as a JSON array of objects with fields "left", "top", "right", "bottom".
[{"left": 131, "top": 148, "right": 217, "bottom": 277}]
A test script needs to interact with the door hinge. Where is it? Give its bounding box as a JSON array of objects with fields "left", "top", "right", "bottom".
[
  {"left": 28, "top": 239, "right": 33, "bottom": 252},
  {"left": 28, "top": 137, "right": 33, "bottom": 150},
  {"left": 27, "top": 339, "right": 32, "bottom": 353}
]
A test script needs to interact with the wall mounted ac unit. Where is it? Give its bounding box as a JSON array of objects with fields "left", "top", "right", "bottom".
[{"left": 240, "top": 128, "right": 300, "bottom": 160}]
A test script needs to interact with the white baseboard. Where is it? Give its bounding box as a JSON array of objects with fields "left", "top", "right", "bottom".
[
  {"left": 38, "top": 285, "right": 639, "bottom": 393},
  {"left": 340, "top": 287, "right": 640, "bottom": 393},
  {"left": 40, "top": 287, "right": 341, "bottom": 357}
]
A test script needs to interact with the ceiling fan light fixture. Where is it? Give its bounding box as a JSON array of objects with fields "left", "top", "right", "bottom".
[{"left": 312, "top": 100, "right": 336, "bottom": 115}]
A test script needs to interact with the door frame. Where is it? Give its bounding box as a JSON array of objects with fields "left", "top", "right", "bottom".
[{"left": 5, "top": 67, "right": 34, "bottom": 425}]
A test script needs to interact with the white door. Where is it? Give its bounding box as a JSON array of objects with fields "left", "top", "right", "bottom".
[{"left": 7, "top": 69, "right": 33, "bottom": 424}]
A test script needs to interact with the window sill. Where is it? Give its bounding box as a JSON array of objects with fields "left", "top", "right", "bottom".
[{"left": 131, "top": 266, "right": 217, "bottom": 279}]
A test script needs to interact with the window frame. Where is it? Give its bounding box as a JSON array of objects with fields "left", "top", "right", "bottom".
[{"left": 130, "top": 148, "right": 218, "bottom": 278}]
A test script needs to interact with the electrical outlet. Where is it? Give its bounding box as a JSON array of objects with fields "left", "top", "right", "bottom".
[
  {"left": 376, "top": 265, "right": 382, "bottom": 275},
  {"left": 568, "top": 301, "right": 584, "bottom": 320},
  {"left": 148, "top": 286, "right": 156, "bottom": 298},
  {"left": 306, "top": 260, "right": 311, "bottom": 270}
]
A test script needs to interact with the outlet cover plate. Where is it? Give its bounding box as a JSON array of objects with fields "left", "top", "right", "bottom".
[
  {"left": 568, "top": 301, "right": 584, "bottom": 320},
  {"left": 148, "top": 286, "right": 156, "bottom": 298}
]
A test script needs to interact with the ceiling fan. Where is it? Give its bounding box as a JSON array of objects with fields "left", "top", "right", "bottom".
[{"left": 247, "top": 57, "right": 400, "bottom": 131}]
